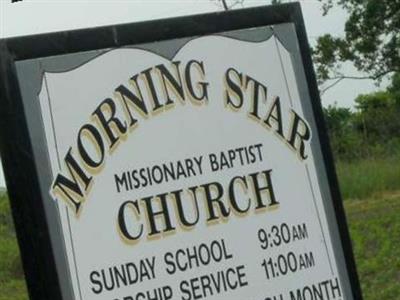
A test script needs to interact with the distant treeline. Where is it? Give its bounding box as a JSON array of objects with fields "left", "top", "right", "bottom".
[{"left": 323, "top": 73, "right": 400, "bottom": 161}]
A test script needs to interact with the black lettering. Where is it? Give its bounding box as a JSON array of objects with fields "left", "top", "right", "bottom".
[
  {"left": 77, "top": 124, "right": 105, "bottom": 169},
  {"left": 229, "top": 176, "right": 251, "bottom": 213},
  {"left": 141, "top": 193, "right": 176, "bottom": 236},
  {"left": 287, "top": 110, "right": 311, "bottom": 160},
  {"left": 156, "top": 62, "right": 185, "bottom": 103},
  {"left": 245, "top": 75, "right": 267, "bottom": 120},
  {"left": 92, "top": 98, "right": 127, "bottom": 150},
  {"left": 264, "top": 96, "right": 284, "bottom": 138},
  {"left": 52, "top": 148, "right": 92, "bottom": 214},
  {"left": 185, "top": 60, "right": 209, "bottom": 102},
  {"left": 90, "top": 271, "right": 102, "bottom": 294},
  {"left": 118, "top": 201, "right": 143, "bottom": 241},
  {"left": 249, "top": 170, "right": 278, "bottom": 209},
  {"left": 202, "top": 182, "right": 230, "bottom": 221},
  {"left": 115, "top": 78, "right": 148, "bottom": 127},
  {"left": 225, "top": 68, "right": 243, "bottom": 109}
]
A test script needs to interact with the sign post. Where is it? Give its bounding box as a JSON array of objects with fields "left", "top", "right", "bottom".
[{"left": 0, "top": 3, "right": 363, "bottom": 300}]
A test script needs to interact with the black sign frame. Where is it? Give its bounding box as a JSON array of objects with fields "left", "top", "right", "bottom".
[{"left": 0, "top": 3, "right": 363, "bottom": 300}]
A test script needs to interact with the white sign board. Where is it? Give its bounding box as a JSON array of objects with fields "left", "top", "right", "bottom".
[{"left": 37, "top": 34, "right": 342, "bottom": 300}]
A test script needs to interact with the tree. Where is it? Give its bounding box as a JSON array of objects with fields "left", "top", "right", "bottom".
[
  {"left": 323, "top": 105, "right": 362, "bottom": 159},
  {"left": 212, "top": 0, "right": 244, "bottom": 11},
  {"left": 354, "top": 91, "right": 400, "bottom": 143},
  {"left": 324, "top": 105, "right": 353, "bottom": 134},
  {"left": 388, "top": 72, "right": 400, "bottom": 102},
  {"left": 314, "top": 0, "right": 400, "bottom": 86}
]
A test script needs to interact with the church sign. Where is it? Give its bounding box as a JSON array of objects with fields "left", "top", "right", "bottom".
[{"left": 0, "top": 3, "right": 363, "bottom": 300}]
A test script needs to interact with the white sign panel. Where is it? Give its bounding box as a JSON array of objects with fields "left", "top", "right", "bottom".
[{"left": 34, "top": 33, "right": 344, "bottom": 300}]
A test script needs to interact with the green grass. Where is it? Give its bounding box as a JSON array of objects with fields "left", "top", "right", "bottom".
[
  {"left": 0, "top": 158, "right": 399, "bottom": 299},
  {"left": 336, "top": 157, "right": 400, "bottom": 200},
  {"left": 0, "top": 193, "right": 27, "bottom": 300},
  {"left": 345, "top": 193, "right": 400, "bottom": 300}
]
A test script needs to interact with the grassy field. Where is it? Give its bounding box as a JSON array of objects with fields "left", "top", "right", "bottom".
[
  {"left": 0, "top": 193, "right": 27, "bottom": 300},
  {"left": 0, "top": 158, "right": 399, "bottom": 299},
  {"left": 336, "top": 157, "right": 400, "bottom": 200},
  {"left": 345, "top": 192, "right": 400, "bottom": 299}
]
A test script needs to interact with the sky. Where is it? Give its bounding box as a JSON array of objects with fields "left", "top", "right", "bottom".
[{"left": 0, "top": 0, "right": 386, "bottom": 187}]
